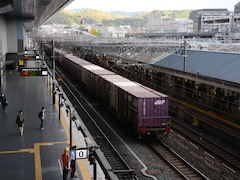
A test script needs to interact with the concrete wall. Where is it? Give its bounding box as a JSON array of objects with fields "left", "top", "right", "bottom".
[
  {"left": 6, "top": 18, "right": 18, "bottom": 53},
  {"left": 0, "top": 16, "right": 8, "bottom": 61},
  {"left": 0, "top": 15, "right": 8, "bottom": 86}
]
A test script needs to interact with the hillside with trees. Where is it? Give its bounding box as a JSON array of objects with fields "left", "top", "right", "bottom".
[{"left": 45, "top": 9, "right": 192, "bottom": 27}]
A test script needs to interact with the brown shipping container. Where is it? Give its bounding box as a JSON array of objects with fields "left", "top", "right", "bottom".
[
  {"left": 63, "top": 55, "right": 92, "bottom": 88},
  {"left": 99, "top": 75, "right": 133, "bottom": 111}
]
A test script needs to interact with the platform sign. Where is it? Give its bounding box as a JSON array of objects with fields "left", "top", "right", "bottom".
[
  {"left": 20, "top": 68, "right": 48, "bottom": 76},
  {"left": 76, "top": 148, "right": 88, "bottom": 159},
  {"left": 41, "top": 68, "right": 48, "bottom": 76}
]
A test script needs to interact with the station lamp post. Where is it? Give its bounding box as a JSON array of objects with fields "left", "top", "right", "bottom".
[
  {"left": 66, "top": 105, "right": 72, "bottom": 148},
  {"left": 69, "top": 108, "right": 72, "bottom": 148},
  {"left": 88, "top": 147, "right": 97, "bottom": 180},
  {"left": 59, "top": 93, "right": 64, "bottom": 121}
]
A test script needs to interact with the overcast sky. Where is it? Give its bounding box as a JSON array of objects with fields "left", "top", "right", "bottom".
[{"left": 65, "top": 0, "right": 239, "bottom": 12}]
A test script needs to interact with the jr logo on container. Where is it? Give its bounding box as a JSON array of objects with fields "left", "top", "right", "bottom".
[{"left": 154, "top": 100, "right": 165, "bottom": 105}]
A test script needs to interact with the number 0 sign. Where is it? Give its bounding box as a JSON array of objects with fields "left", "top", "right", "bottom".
[{"left": 76, "top": 148, "right": 88, "bottom": 159}]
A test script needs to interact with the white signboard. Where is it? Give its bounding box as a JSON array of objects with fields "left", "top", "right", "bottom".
[{"left": 76, "top": 148, "right": 88, "bottom": 159}]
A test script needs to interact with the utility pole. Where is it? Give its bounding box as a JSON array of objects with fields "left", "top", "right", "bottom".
[
  {"left": 41, "top": 41, "right": 44, "bottom": 67},
  {"left": 51, "top": 40, "right": 56, "bottom": 104},
  {"left": 183, "top": 40, "right": 187, "bottom": 71}
]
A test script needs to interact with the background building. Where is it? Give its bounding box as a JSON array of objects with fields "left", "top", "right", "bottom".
[
  {"left": 189, "top": 9, "right": 230, "bottom": 33},
  {"left": 147, "top": 11, "right": 193, "bottom": 33},
  {"left": 99, "top": 26, "right": 126, "bottom": 38}
]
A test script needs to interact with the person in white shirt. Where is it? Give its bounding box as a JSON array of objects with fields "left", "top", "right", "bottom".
[{"left": 69, "top": 146, "right": 77, "bottom": 178}]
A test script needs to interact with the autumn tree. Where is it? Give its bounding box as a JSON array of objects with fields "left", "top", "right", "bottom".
[{"left": 89, "top": 27, "right": 98, "bottom": 35}]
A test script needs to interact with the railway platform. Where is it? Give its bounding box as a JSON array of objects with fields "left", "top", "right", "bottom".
[{"left": 0, "top": 71, "right": 105, "bottom": 180}]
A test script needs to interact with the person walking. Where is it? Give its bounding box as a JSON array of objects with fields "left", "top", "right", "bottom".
[
  {"left": 16, "top": 111, "right": 25, "bottom": 136},
  {"left": 0, "top": 93, "right": 8, "bottom": 110},
  {"left": 70, "top": 146, "right": 77, "bottom": 178},
  {"left": 61, "top": 147, "right": 70, "bottom": 180},
  {"left": 38, "top": 107, "right": 46, "bottom": 130}
]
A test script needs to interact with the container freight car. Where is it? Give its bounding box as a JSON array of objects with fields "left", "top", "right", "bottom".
[{"left": 60, "top": 54, "right": 170, "bottom": 137}]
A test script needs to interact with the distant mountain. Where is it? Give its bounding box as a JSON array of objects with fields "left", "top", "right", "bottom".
[
  {"left": 45, "top": 9, "right": 191, "bottom": 27},
  {"left": 65, "top": 8, "right": 145, "bottom": 16},
  {"left": 68, "top": 8, "right": 91, "bottom": 12},
  {"left": 110, "top": 11, "right": 146, "bottom": 16}
]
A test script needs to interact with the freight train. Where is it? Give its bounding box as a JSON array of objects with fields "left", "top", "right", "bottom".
[{"left": 53, "top": 52, "right": 170, "bottom": 138}]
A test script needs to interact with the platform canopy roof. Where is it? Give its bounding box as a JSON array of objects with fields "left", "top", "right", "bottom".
[
  {"left": 153, "top": 50, "right": 240, "bottom": 84},
  {"left": 0, "top": 0, "right": 74, "bottom": 31}
]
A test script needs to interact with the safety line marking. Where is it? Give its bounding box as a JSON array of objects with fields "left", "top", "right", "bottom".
[
  {"left": 34, "top": 143, "right": 42, "bottom": 180},
  {"left": 0, "top": 149, "right": 33, "bottom": 154},
  {"left": 0, "top": 141, "right": 67, "bottom": 180},
  {"left": 58, "top": 158, "right": 63, "bottom": 175},
  {"left": 34, "top": 141, "right": 67, "bottom": 180}
]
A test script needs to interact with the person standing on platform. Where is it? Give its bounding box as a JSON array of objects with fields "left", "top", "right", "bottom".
[
  {"left": 0, "top": 93, "right": 8, "bottom": 110},
  {"left": 62, "top": 147, "right": 70, "bottom": 180},
  {"left": 70, "top": 146, "right": 77, "bottom": 178},
  {"left": 16, "top": 111, "right": 25, "bottom": 136},
  {"left": 38, "top": 107, "right": 46, "bottom": 130}
]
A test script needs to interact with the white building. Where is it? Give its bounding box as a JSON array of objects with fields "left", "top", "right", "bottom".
[
  {"left": 147, "top": 11, "right": 163, "bottom": 33},
  {"left": 175, "top": 18, "right": 193, "bottom": 33},
  {"left": 147, "top": 11, "right": 193, "bottom": 33},
  {"left": 99, "top": 26, "right": 126, "bottom": 38}
]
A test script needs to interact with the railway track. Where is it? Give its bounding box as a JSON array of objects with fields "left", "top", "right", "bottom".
[
  {"left": 165, "top": 119, "right": 240, "bottom": 179},
  {"left": 148, "top": 141, "right": 207, "bottom": 180},
  {"left": 147, "top": 115, "right": 240, "bottom": 179},
  {"left": 172, "top": 119, "right": 240, "bottom": 170}
]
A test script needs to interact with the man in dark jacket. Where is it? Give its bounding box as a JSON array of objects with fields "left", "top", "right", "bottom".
[
  {"left": 16, "top": 111, "right": 25, "bottom": 136},
  {"left": 0, "top": 93, "right": 8, "bottom": 110},
  {"left": 39, "top": 107, "right": 46, "bottom": 129}
]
